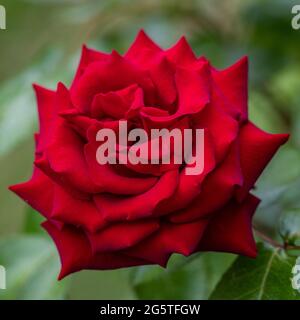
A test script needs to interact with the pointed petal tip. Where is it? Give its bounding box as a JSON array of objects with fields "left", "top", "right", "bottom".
[
  {"left": 136, "top": 29, "right": 153, "bottom": 42},
  {"left": 137, "top": 29, "right": 147, "bottom": 37},
  {"left": 238, "top": 55, "right": 248, "bottom": 64},
  {"left": 32, "top": 83, "right": 53, "bottom": 92},
  {"left": 126, "top": 29, "right": 161, "bottom": 57},
  {"left": 41, "top": 221, "right": 70, "bottom": 281},
  {"left": 57, "top": 268, "right": 69, "bottom": 281},
  {"left": 32, "top": 83, "right": 56, "bottom": 105},
  {"left": 174, "top": 35, "right": 192, "bottom": 48},
  {"left": 166, "top": 35, "right": 196, "bottom": 64},
  {"left": 245, "top": 240, "right": 258, "bottom": 258},
  {"left": 8, "top": 184, "right": 19, "bottom": 194},
  {"left": 56, "top": 82, "right": 70, "bottom": 98},
  {"left": 280, "top": 133, "right": 290, "bottom": 144},
  {"left": 233, "top": 55, "right": 249, "bottom": 71},
  {"left": 8, "top": 182, "right": 29, "bottom": 198},
  {"left": 178, "top": 35, "right": 189, "bottom": 44},
  {"left": 111, "top": 49, "right": 122, "bottom": 58},
  {"left": 32, "top": 83, "right": 40, "bottom": 91}
]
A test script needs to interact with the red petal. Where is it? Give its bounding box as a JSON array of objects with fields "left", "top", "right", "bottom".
[
  {"left": 45, "top": 120, "right": 98, "bottom": 194},
  {"left": 193, "top": 102, "right": 238, "bottom": 162},
  {"left": 9, "top": 168, "right": 54, "bottom": 219},
  {"left": 154, "top": 130, "right": 216, "bottom": 215},
  {"left": 175, "top": 65, "right": 210, "bottom": 114},
  {"left": 33, "top": 84, "right": 56, "bottom": 153},
  {"left": 236, "top": 122, "right": 289, "bottom": 201},
  {"left": 93, "top": 169, "right": 179, "bottom": 221},
  {"left": 91, "top": 84, "right": 140, "bottom": 119},
  {"left": 148, "top": 56, "right": 176, "bottom": 107},
  {"left": 43, "top": 222, "right": 150, "bottom": 279},
  {"left": 170, "top": 141, "right": 243, "bottom": 222},
  {"left": 126, "top": 219, "right": 208, "bottom": 266},
  {"left": 51, "top": 185, "right": 107, "bottom": 232},
  {"left": 166, "top": 36, "right": 197, "bottom": 66},
  {"left": 125, "top": 30, "right": 162, "bottom": 64},
  {"left": 211, "top": 56, "right": 248, "bottom": 121},
  {"left": 87, "top": 220, "right": 159, "bottom": 252},
  {"left": 198, "top": 194, "right": 260, "bottom": 257},
  {"left": 84, "top": 124, "right": 158, "bottom": 195},
  {"left": 71, "top": 51, "right": 155, "bottom": 112},
  {"left": 140, "top": 63, "right": 210, "bottom": 127},
  {"left": 71, "top": 45, "right": 109, "bottom": 89},
  {"left": 60, "top": 111, "right": 96, "bottom": 139}
]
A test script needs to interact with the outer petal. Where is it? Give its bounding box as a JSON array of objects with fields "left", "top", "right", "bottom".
[
  {"left": 51, "top": 185, "right": 107, "bottom": 233},
  {"left": 125, "top": 30, "right": 162, "bottom": 60},
  {"left": 33, "top": 84, "right": 57, "bottom": 154},
  {"left": 193, "top": 101, "right": 238, "bottom": 162},
  {"left": 71, "top": 45, "right": 109, "bottom": 89},
  {"left": 9, "top": 168, "right": 54, "bottom": 220},
  {"left": 126, "top": 219, "right": 209, "bottom": 266},
  {"left": 35, "top": 83, "right": 107, "bottom": 195},
  {"left": 125, "top": 30, "right": 162, "bottom": 65},
  {"left": 43, "top": 120, "right": 98, "bottom": 194},
  {"left": 175, "top": 65, "right": 209, "bottom": 114},
  {"left": 198, "top": 194, "right": 260, "bottom": 257},
  {"left": 87, "top": 220, "right": 160, "bottom": 253},
  {"left": 43, "top": 221, "right": 150, "bottom": 280},
  {"left": 211, "top": 56, "right": 248, "bottom": 121},
  {"left": 148, "top": 56, "right": 176, "bottom": 107},
  {"left": 236, "top": 122, "right": 289, "bottom": 201},
  {"left": 165, "top": 36, "right": 197, "bottom": 66}
]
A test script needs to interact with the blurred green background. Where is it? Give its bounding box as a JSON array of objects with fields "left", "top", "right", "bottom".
[{"left": 0, "top": 0, "right": 300, "bottom": 300}]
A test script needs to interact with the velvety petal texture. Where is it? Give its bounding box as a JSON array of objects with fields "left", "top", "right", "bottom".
[{"left": 9, "top": 30, "right": 289, "bottom": 279}]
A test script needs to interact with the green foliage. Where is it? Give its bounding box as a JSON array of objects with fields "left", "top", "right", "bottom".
[
  {"left": 210, "top": 243, "right": 300, "bottom": 300},
  {"left": 132, "top": 253, "right": 235, "bottom": 299},
  {"left": 0, "top": 235, "right": 69, "bottom": 300}
]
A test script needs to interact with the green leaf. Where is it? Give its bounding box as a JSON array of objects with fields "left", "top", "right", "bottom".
[
  {"left": 0, "top": 235, "right": 69, "bottom": 300},
  {"left": 132, "top": 252, "right": 235, "bottom": 300},
  {"left": 210, "top": 243, "right": 300, "bottom": 300}
]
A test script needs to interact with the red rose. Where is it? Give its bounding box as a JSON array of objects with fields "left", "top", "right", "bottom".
[{"left": 10, "top": 30, "right": 288, "bottom": 279}]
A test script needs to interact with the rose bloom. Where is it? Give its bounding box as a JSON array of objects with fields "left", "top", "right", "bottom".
[{"left": 10, "top": 31, "right": 288, "bottom": 279}]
